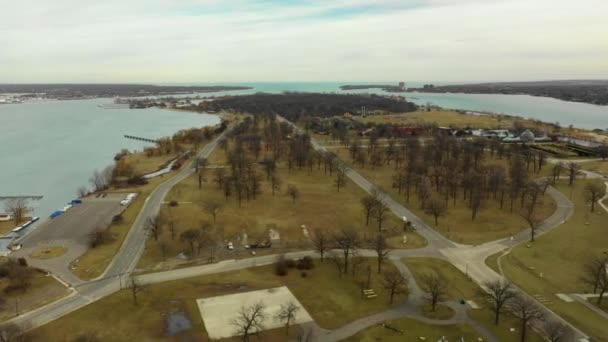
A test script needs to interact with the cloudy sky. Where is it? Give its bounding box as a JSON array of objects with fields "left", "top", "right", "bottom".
[{"left": 1, "top": 0, "right": 607, "bottom": 83}]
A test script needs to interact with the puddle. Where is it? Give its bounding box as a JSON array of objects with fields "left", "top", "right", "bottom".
[{"left": 165, "top": 311, "right": 192, "bottom": 336}]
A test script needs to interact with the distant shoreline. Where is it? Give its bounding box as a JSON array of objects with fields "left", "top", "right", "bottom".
[
  {"left": 0, "top": 84, "right": 252, "bottom": 101},
  {"left": 407, "top": 80, "right": 608, "bottom": 106}
]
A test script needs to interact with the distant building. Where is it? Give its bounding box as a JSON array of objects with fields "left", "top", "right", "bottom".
[{"left": 398, "top": 82, "right": 406, "bottom": 91}]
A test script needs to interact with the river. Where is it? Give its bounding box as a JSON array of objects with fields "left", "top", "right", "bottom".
[{"left": 0, "top": 98, "right": 219, "bottom": 220}]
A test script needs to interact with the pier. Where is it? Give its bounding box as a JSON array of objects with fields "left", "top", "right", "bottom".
[{"left": 124, "top": 135, "right": 160, "bottom": 144}]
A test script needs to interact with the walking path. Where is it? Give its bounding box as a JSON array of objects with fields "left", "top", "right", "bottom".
[{"left": 0, "top": 118, "right": 596, "bottom": 341}]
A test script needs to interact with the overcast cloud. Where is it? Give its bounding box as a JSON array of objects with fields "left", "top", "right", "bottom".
[{"left": 1, "top": 0, "right": 607, "bottom": 83}]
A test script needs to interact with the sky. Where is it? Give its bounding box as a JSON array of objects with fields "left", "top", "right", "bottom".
[{"left": 1, "top": 0, "right": 607, "bottom": 83}]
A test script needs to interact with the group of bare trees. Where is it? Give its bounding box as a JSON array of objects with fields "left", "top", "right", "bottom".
[
  {"left": 348, "top": 133, "right": 556, "bottom": 222},
  {"left": 482, "top": 280, "right": 572, "bottom": 342},
  {"left": 231, "top": 301, "right": 302, "bottom": 341},
  {"left": 360, "top": 190, "right": 389, "bottom": 231}
]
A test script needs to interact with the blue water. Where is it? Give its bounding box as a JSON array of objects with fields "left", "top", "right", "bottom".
[{"left": 0, "top": 98, "right": 219, "bottom": 220}]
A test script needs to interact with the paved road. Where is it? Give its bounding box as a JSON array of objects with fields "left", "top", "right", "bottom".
[
  {"left": 2, "top": 128, "right": 232, "bottom": 331},
  {"left": 2, "top": 119, "right": 594, "bottom": 341}
]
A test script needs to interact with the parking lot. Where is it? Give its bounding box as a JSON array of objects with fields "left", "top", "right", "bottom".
[
  {"left": 19, "top": 193, "right": 124, "bottom": 246},
  {"left": 12, "top": 193, "right": 125, "bottom": 284}
]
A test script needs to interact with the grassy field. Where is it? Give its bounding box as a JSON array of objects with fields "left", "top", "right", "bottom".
[
  {"left": 332, "top": 147, "right": 556, "bottom": 244},
  {"left": 138, "top": 147, "right": 426, "bottom": 269},
  {"left": 403, "top": 257, "right": 545, "bottom": 342},
  {"left": 0, "top": 221, "right": 16, "bottom": 236},
  {"left": 354, "top": 109, "right": 559, "bottom": 131},
  {"left": 496, "top": 179, "right": 608, "bottom": 341},
  {"left": 30, "top": 246, "right": 67, "bottom": 260},
  {"left": 582, "top": 160, "right": 608, "bottom": 176},
  {"left": 123, "top": 152, "right": 182, "bottom": 176},
  {"left": 30, "top": 259, "right": 403, "bottom": 341},
  {"left": 343, "top": 317, "right": 482, "bottom": 342},
  {"left": 0, "top": 271, "right": 68, "bottom": 322},
  {"left": 72, "top": 175, "right": 176, "bottom": 280}
]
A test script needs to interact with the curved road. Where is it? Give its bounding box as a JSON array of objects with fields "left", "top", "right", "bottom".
[{"left": 2, "top": 119, "right": 591, "bottom": 341}]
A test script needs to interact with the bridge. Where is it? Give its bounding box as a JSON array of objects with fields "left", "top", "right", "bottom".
[{"left": 124, "top": 135, "right": 160, "bottom": 144}]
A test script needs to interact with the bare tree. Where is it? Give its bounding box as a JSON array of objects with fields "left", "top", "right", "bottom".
[
  {"left": 3, "top": 199, "right": 30, "bottom": 226},
  {"left": 333, "top": 229, "right": 361, "bottom": 274},
  {"left": 0, "top": 323, "right": 26, "bottom": 342},
  {"left": 203, "top": 200, "right": 224, "bottom": 223},
  {"left": 179, "top": 229, "right": 201, "bottom": 256},
  {"left": 584, "top": 182, "right": 606, "bottom": 212},
  {"left": 128, "top": 276, "right": 145, "bottom": 306},
  {"left": 420, "top": 273, "right": 447, "bottom": 311},
  {"left": 328, "top": 251, "right": 344, "bottom": 277},
  {"left": 542, "top": 319, "right": 572, "bottom": 342},
  {"left": 334, "top": 163, "right": 347, "bottom": 192},
  {"left": 144, "top": 214, "right": 162, "bottom": 241},
  {"left": 270, "top": 173, "right": 282, "bottom": 196},
  {"left": 582, "top": 255, "right": 608, "bottom": 294},
  {"left": 425, "top": 196, "right": 447, "bottom": 225},
  {"left": 286, "top": 184, "right": 300, "bottom": 205},
  {"left": 232, "top": 301, "right": 267, "bottom": 342},
  {"left": 520, "top": 203, "right": 541, "bottom": 242},
  {"left": 275, "top": 301, "right": 300, "bottom": 336},
  {"left": 372, "top": 195, "right": 389, "bottom": 232},
  {"left": 360, "top": 195, "right": 377, "bottom": 226},
  {"left": 373, "top": 235, "right": 390, "bottom": 273},
  {"left": 482, "top": 280, "right": 516, "bottom": 325},
  {"left": 311, "top": 229, "right": 331, "bottom": 262},
  {"left": 382, "top": 270, "right": 409, "bottom": 304},
  {"left": 510, "top": 295, "right": 544, "bottom": 342},
  {"left": 89, "top": 165, "right": 114, "bottom": 191},
  {"left": 566, "top": 162, "right": 581, "bottom": 186},
  {"left": 77, "top": 185, "right": 88, "bottom": 198}
]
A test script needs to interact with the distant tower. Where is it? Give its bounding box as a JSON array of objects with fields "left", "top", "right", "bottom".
[{"left": 398, "top": 82, "right": 405, "bottom": 91}]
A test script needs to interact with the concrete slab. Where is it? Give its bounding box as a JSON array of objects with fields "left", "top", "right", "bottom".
[
  {"left": 196, "top": 286, "right": 313, "bottom": 340},
  {"left": 556, "top": 293, "right": 574, "bottom": 302}
]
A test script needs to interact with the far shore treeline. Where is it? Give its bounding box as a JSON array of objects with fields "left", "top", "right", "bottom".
[{"left": 199, "top": 93, "right": 417, "bottom": 121}]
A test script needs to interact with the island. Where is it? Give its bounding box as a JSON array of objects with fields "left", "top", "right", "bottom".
[
  {"left": 407, "top": 80, "right": 608, "bottom": 105},
  {"left": 340, "top": 82, "right": 407, "bottom": 92}
]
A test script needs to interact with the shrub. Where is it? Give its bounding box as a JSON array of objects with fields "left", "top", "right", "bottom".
[
  {"left": 89, "top": 228, "right": 115, "bottom": 248},
  {"left": 301, "top": 271, "right": 308, "bottom": 278},
  {"left": 111, "top": 214, "right": 123, "bottom": 224},
  {"left": 286, "top": 259, "right": 297, "bottom": 268},
  {"left": 297, "top": 256, "right": 315, "bottom": 270},
  {"left": 17, "top": 258, "right": 27, "bottom": 267},
  {"left": 169, "top": 200, "right": 179, "bottom": 207},
  {"left": 274, "top": 255, "right": 288, "bottom": 276}
]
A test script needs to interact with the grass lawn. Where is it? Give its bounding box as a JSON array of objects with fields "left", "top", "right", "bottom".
[
  {"left": 343, "top": 317, "right": 482, "bottom": 342},
  {"left": 582, "top": 160, "right": 608, "bottom": 177},
  {"left": 30, "top": 259, "right": 403, "bottom": 341},
  {"left": 354, "top": 109, "right": 559, "bottom": 131},
  {"left": 123, "top": 151, "right": 182, "bottom": 176},
  {"left": 0, "top": 221, "right": 16, "bottom": 236},
  {"left": 496, "top": 179, "right": 608, "bottom": 341},
  {"left": 30, "top": 246, "right": 67, "bottom": 260},
  {"left": 138, "top": 147, "right": 426, "bottom": 269},
  {"left": 403, "top": 257, "right": 545, "bottom": 342},
  {"left": 0, "top": 271, "right": 68, "bottom": 322},
  {"left": 332, "top": 147, "right": 556, "bottom": 244},
  {"left": 72, "top": 175, "right": 176, "bottom": 280}
]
